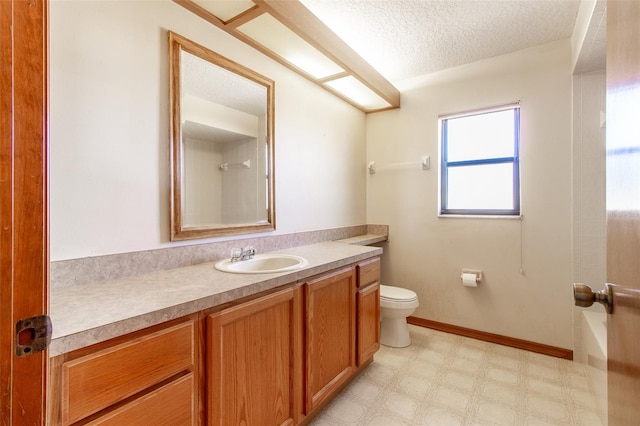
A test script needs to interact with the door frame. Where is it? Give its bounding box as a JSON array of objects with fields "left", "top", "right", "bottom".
[{"left": 0, "top": 0, "right": 49, "bottom": 424}]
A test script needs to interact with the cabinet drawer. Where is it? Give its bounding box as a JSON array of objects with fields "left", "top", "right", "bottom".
[
  {"left": 357, "top": 257, "right": 380, "bottom": 288},
  {"left": 85, "top": 373, "right": 195, "bottom": 426},
  {"left": 62, "top": 321, "right": 195, "bottom": 424}
]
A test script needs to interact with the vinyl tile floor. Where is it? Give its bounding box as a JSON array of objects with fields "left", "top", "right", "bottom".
[{"left": 309, "top": 325, "right": 606, "bottom": 426}]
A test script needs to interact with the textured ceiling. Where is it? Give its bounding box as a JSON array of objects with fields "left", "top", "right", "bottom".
[
  {"left": 182, "top": 50, "right": 267, "bottom": 116},
  {"left": 301, "top": 0, "right": 582, "bottom": 84},
  {"left": 182, "top": 51, "right": 266, "bottom": 143}
]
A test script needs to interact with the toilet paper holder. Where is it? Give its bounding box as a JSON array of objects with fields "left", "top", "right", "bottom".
[{"left": 461, "top": 269, "right": 483, "bottom": 285}]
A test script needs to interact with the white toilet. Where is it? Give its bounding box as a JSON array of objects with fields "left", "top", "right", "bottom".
[{"left": 379, "top": 285, "right": 419, "bottom": 348}]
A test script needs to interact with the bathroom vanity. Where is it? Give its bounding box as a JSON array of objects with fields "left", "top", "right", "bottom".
[{"left": 47, "top": 242, "right": 381, "bottom": 425}]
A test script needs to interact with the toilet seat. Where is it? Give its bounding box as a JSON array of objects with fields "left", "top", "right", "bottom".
[{"left": 380, "top": 285, "right": 418, "bottom": 302}]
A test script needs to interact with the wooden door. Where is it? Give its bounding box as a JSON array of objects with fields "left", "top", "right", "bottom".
[
  {"left": 605, "top": 1, "right": 640, "bottom": 424},
  {"left": 304, "top": 267, "right": 356, "bottom": 413},
  {"left": 0, "top": 0, "right": 49, "bottom": 424},
  {"left": 207, "top": 287, "right": 303, "bottom": 426}
]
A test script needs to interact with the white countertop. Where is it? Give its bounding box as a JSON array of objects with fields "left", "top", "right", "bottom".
[{"left": 50, "top": 241, "right": 382, "bottom": 356}]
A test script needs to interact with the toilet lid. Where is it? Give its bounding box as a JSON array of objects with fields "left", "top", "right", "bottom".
[{"left": 380, "top": 285, "right": 418, "bottom": 301}]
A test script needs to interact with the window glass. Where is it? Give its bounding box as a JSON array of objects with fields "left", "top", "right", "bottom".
[
  {"left": 447, "top": 163, "right": 514, "bottom": 210},
  {"left": 440, "top": 105, "right": 520, "bottom": 216},
  {"left": 447, "top": 109, "right": 515, "bottom": 162}
]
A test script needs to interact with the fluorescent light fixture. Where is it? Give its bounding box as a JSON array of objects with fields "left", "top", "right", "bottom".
[
  {"left": 174, "top": 0, "right": 401, "bottom": 112},
  {"left": 191, "top": 0, "right": 255, "bottom": 22},
  {"left": 238, "top": 13, "right": 345, "bottom": 79},
  {"left": 325, "top": 76, "right": 392, "bottom": 110}
]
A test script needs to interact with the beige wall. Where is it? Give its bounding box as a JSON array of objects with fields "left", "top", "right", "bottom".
[
  {"left": 366, "top": 40, "right": 574, "bottom": 349},
  {"left": 49, "top": 0, "right": 366, "bottom": 261}
]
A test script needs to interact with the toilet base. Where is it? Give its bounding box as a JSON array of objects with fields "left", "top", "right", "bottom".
[{"left": 380, "top": 317, "right": 411, "bottom": 348}]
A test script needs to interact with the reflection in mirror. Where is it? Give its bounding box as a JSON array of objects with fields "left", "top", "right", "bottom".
[{"left": 169, "top": 32, "right": 275, "bottom": 241}]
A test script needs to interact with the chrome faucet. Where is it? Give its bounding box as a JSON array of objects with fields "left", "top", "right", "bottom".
[{"left": 230, "top": 246, "right": 256, "bottom": 262}]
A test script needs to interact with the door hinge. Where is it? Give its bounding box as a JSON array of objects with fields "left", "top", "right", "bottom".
[{"left": 15, "top": 315, "right": 52, "bottom": 357}]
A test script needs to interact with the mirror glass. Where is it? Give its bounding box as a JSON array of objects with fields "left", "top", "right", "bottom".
[{"left": 169, "top": 32, "right": 275, "bottom": 240}]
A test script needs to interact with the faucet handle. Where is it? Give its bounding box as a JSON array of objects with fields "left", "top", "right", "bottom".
[
  {"left": 230, "top": 247, "right": 242, "bottom": 261},
  {"left": 242, "top": 246, "right": 256, "bottom": 258}
]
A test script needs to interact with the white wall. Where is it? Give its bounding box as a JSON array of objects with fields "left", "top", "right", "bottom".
[
  {"left": 571, "top": 70, "right": 607, "bottom": 360},
  {"left": 221, "top": 137, "right": 262, "bottom": 224},
  {"left": 50, "top": 0, "right": 366, "bottom": 261},
  {"left": 367, "top": 40, "right": 574, "bottom": 349},
  {"left": 183, "top": 137, "right": 223, "bottom": 226}
]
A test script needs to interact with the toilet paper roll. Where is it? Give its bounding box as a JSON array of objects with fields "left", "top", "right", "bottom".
[{"left": 461, "top": 273, "right": 478, "bottom": 287}]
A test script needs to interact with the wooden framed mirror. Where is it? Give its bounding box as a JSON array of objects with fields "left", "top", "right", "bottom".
[{"left": 169, "top": 32, "right": 275, "bottom": 241}]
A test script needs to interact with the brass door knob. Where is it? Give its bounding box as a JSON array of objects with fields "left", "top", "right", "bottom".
[{"left": 573, "top": 283, "right": 612, "bottom": 313}]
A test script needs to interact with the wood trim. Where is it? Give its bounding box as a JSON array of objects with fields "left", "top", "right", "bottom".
[
  {"left": 408, "top": 317, "right": 573, "bottom": 360},
  {"left": 225, "top": 5, "right": 265, "bottom": 29},
  {"left": 172, "top": 0, "right": 227, "bottom": 30},
  {"left": 0, "top": 1, "right": 12, "bottom": 419},
  {"left": 317, "top": 71, "right": 350, "bottom": 84},
  {"left": 167, "top": 31, "right": 276, "bottom": 241},
  {"left": 0, "top": 0, "right": 49, "bottom": 424}
]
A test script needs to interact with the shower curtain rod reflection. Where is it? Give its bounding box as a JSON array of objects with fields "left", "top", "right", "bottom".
[
  {"left": 219, "top": 159, "right": 251, "bottom": 171},
  {"left": 368, "top": 156, "right": 430, "bottom": 174}
]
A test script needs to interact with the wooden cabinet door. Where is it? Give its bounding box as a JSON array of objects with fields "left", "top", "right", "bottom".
[
  {"left": 357, "top": 282, "right": 380, "bottom": 366},
  {"left": 207, "top": 287, "right": 302, "bottom": 426},
  {"left": 304, "top": 267, "right": 356, "bottom": 413}
]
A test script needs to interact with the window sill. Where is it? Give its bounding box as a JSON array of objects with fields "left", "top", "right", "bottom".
[{"left": 438, "top": 213, "right": 522, "bottom": 219}]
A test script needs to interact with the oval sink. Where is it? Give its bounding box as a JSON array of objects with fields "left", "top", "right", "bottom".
[{"left": 215, "top": 254, "right": 308, "bottom": 274}]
